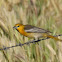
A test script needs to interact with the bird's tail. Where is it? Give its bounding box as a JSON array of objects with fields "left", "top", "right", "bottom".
[
  {"left": 43, "top": 33, "right": 62, "bottom": 41},
  {"left": 47, "top": 35, "right": 62, "bottom": 41}
]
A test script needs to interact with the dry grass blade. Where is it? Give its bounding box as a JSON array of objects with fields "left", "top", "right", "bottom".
[
  {"left": 46, "top": 42, "right": 56, "bottom": 55},
  {"left": 0, "top": 19, "right": 9, "bottom": 35}
]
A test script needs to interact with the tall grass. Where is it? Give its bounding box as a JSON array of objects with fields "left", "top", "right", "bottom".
[{"left": 0, "top": 0, "right": 62, "bottom": 62}]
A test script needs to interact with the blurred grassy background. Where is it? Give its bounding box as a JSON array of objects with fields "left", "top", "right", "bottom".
[{"left": 0, "top": 0, "right": 62, "bottom": 62}]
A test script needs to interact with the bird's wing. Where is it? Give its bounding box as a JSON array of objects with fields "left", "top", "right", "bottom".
[{"left": 24, "top": 25, "right": 52, "bottom": 33}]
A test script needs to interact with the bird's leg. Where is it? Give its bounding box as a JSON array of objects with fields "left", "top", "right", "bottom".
[{"left": 34, "top": 38, "right": 40, "bottom": 44}]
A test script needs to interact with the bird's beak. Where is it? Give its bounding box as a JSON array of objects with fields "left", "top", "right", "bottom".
[{"left": 13, "top": 26, "right": 17, "bottom": 29}]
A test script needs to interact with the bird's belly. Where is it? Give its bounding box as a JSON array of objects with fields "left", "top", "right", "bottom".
[{"left": 26, "top": 33, "right": 43, "bottom": 38}]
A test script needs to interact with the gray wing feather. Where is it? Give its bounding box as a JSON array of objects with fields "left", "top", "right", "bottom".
[{"left": 24, "top": 25, "right": 51, "bottom": 33}]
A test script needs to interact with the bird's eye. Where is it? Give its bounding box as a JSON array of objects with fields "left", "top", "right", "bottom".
[{"left": 17, "top": 26, "right": 19, "bottom": 27}]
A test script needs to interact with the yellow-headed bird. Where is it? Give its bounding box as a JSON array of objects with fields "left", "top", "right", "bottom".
[{"left": 13, "top": 24, "right": 62, "bottom": 41}]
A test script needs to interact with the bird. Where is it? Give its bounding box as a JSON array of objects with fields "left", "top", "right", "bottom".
[{"left": 13, "top": 23, "right": 62, "bottom": 41}]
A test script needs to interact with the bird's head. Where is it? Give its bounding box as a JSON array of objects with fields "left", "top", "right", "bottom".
[{"left": 13, "top": 24, "right": 24, "bottom": 31}]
